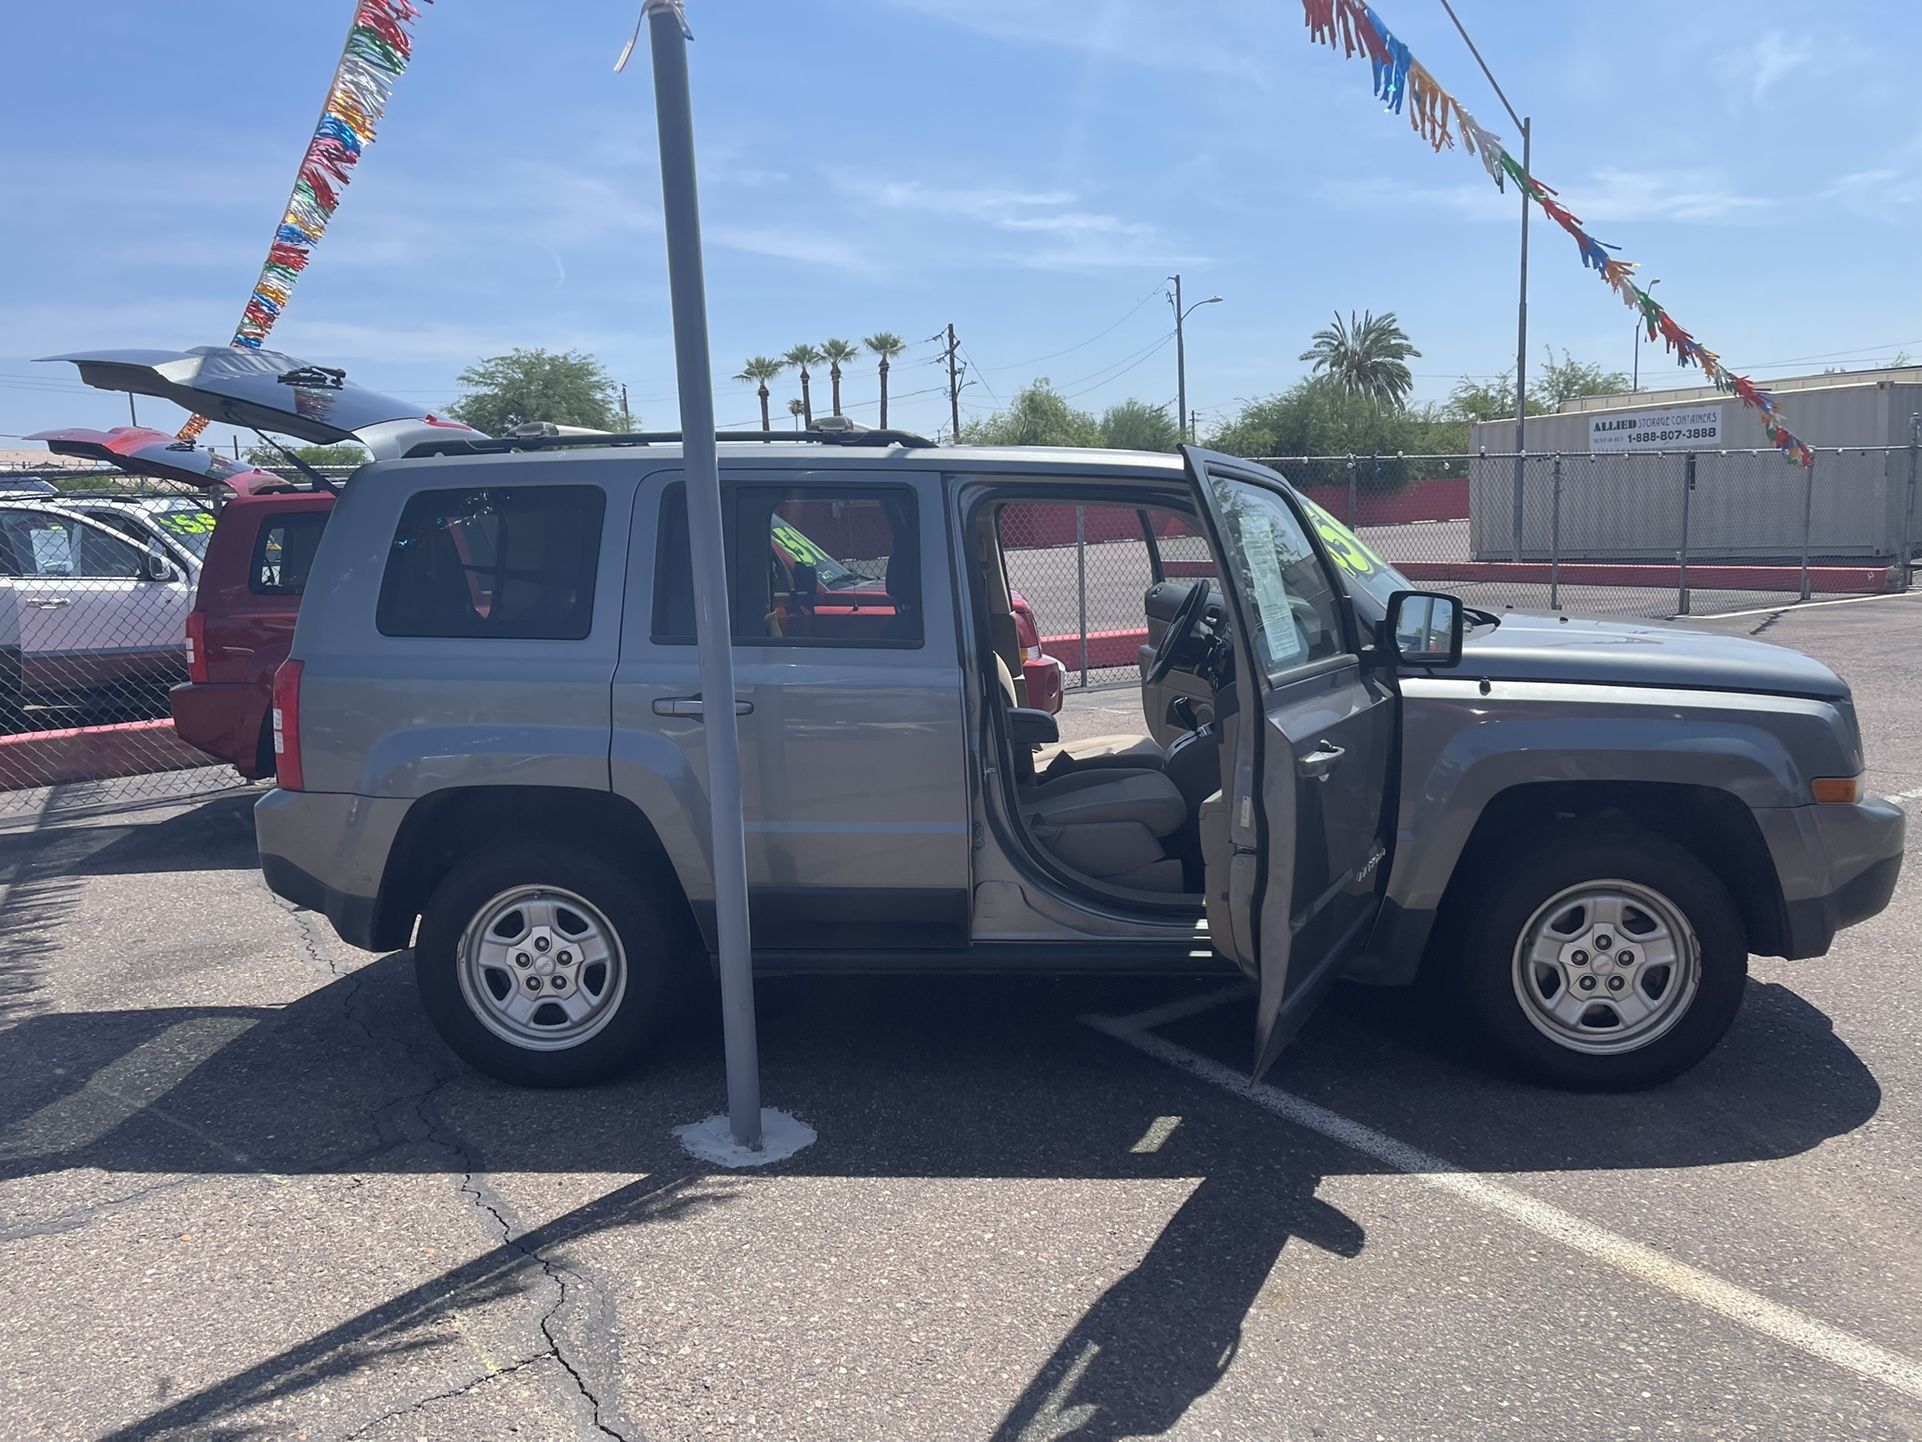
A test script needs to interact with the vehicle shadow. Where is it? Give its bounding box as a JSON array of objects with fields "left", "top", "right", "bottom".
[{"left": 0, "top": 952, "right": 1886, "bottom": 1441}]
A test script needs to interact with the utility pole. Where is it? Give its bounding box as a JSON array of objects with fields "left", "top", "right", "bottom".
[
  {"left": 1168, "top": 276, "right": 1222, "bottom": 446},
  {"left": 1190, "top": 409, "right": 1200, "bottom": 442},
  {"left": 1171, "top": 274, "right": 1186, "bottom": 445},
  {"left": 620, "top": 382, "right": 633, "bottom": 429},
  {"left": 128, "top": 394, "right": 138, "bottom": 428},
  {"left": 945, "top": 323, "right": 962, "bottom": 441}
]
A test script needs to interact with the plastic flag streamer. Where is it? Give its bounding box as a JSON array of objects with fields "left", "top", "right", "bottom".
[
  {"left": 178, "top": 0, "right": 431, "bottom": 442},
  {"left": 1298, "top": 0, "right": 1814, "bottom": 465}
]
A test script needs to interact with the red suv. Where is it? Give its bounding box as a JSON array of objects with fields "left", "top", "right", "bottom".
[{"left": 171, "top": 490, "right": 332, "bottom": 778}]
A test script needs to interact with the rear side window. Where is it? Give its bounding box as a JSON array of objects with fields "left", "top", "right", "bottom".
[
  {"left": 250, "top": 511, "right": 329, "bottom": 597},
  {"left": 653, "top": 482, "right": 923, "bottom": 647},
  {"left": 376, "top": 486, "right": 605, "bottom": 640}
]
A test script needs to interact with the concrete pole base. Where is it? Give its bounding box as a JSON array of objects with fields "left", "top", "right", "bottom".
[{"left": 674, "top": 1108, "right": 817, "bottom": 1168}]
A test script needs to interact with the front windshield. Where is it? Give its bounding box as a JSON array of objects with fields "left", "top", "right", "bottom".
[
  {"left": 1289, "top": 492, "right": 1414, "bottom": 610},
  {"left": 138, "top": 499, "right": 217, "bottom": 559},
  {"left": 768, "top": 515, "right": 864, "bottom": 590}
]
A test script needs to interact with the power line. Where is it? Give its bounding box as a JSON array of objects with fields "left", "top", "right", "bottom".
[
  {"left": 1056, "top": 329, "right": 1178, "bottom": 398},
  {"left": 973, "top": 282, "right": 1166, "bottom": 374}
]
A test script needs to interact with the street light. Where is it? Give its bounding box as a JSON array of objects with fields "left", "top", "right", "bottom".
[
  {"left": 1632, "top": 278, "right": 1661, "bottom": 391},
  {"left": 1168, "top": 274, "right": 1222, "bottom": 443}
]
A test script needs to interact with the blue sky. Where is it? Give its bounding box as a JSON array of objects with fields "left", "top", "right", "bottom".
[{"left": 3, "top": 0, "right": 1917, "bottom": 453}]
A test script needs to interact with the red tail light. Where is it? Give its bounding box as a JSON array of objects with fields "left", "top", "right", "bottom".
[
  {"left": 185, "top": 610, "right": 208, "bottom": 684},
  {"left": 271, "top": 660, "right": 304, "bottom": 791}
]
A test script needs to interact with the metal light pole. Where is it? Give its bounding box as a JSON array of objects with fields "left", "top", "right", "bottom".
[
  {"left": 1632, "top": 278, "right": 1660, "bottom": 390},
  {"left": 1168, "top": 275, "right": 1222, "bottom": 444},
  {"left": 638, "top": 0, "right": 762, "bottom": 1150},
  {"left": 1439, "top": 0, "right": 1531, "bottom": 560}
]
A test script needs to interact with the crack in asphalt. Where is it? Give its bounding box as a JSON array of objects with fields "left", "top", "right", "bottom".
[
  {"left": 337, "top": 1352, "right": 552, "bottom": 1441},
  {"left": 434, "top": 1120, "right": 632, "bottom": 1442},
  {"left": 1749, "top": 609, "right": 1788, "bottom": 636},
  {"left": 0, "top": 1176, "right": 202, "bottom": 1244}
]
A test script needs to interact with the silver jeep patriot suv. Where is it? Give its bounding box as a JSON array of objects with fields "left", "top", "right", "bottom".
[{"left": 223, "top": 405, "right": 1902, "bottom": 1094}]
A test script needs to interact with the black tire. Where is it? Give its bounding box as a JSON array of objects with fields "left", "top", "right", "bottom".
[
  {"left": 415, "top": 842, "right": 694, "bottom": 1087},
  {"left": 1452, "top": 824, "right": 1748, "bottom": 1090}
]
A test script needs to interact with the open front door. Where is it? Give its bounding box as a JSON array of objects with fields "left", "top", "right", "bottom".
[{"left": 1182, "top": 447, "right": 1396, "bottom": 1080}]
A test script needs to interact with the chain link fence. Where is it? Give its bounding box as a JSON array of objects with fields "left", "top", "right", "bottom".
[
  {"left": 2, "top": 469, "right": 240, "bottom": 824},
  {"left": 1001, "top": 445, "right": 1917, "bottom": 692}
]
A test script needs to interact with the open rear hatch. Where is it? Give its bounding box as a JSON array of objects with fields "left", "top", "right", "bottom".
[
  {"left": 27, "top": 425, "right": 284, "bottom": 495},
  {"left": 36, "top": 346, "right": 481, "bottom": 460}
]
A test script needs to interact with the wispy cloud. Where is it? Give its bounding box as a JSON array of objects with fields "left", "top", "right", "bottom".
[
  {"left": 875, "top": 0, "right": 1269, "bottom": 80},
  {"left": 855, "top": 178, "right": 1198, "bottom": 270},
  {"left": 1321, "top": 167, "right": 1773, "bottom": 226},
  {"left": 1733, "top": 28, "right": 1815, "bottom": 102}
]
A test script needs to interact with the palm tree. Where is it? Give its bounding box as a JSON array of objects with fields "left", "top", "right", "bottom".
[
  {"left": 734, "top": 355, "right": 784, "bottom": 431},
  {"left": 784, "top": 343, "right": 825, "bottom": 425},
  {"left": 863, "top": 331, "right": 906, "bottom": 429},
  {"left": 786, "top": 397, "right": 806, "bottom": 431},
  {"left": 820, "top": 339, "right": 860, "bottom": 417},
  {"left": 1298, "top": 310, "right": 1423, "bottom": 409}
]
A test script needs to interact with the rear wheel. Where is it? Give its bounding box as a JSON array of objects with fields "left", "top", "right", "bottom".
[
  {"left": 1453, "top": 827, "right": 1748, "bottom": 1089},
  {"left": 415, "top": 842, "right": 691, "bottom": 1087}
]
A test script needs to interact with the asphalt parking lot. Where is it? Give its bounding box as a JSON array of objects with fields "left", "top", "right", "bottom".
[{"left": 2, "top": 592, "right": 1919, "bottom": 1441}]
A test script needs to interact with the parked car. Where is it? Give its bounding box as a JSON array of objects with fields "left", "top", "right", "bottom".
[
  {"left": 172, "top": 489, "right": 334, "bottom": 778},
  {"left": 0, "top": 499, "right": 192, "bottom": 715},
  {"left": 1009, "top": 589, "right": 1063, "bottom": 714},
  {"left": 63, "top": 494, "right": 218, "bottom": 575},
  {"left": 56, "top": 351, "right": 1904, "bottom": 1095}
]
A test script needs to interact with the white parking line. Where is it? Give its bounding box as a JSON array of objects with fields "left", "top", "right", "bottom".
[
  {"left": 1100, "top": 983, "right": 1250, "bottom": 1036},
  {"left": 1687, "top": 590, "right": 1922, "bottom": 622},
  {"left": 1086, "top": 1015, "right": 1922, "bottom": 1406},
  {"left": 1886, "top": 785, "right": 1922, "bottom": 803}
]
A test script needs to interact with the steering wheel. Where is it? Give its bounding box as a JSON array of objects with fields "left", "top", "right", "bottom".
[{"left": 1144, "top": 579, "right": 1213, "bottom": 687}]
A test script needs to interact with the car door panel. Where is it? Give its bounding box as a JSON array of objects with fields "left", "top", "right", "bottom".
[
  {"left": 1180, "top": 448, "right": 1396, "bottom": 1078},
  {"left": 613, "top": 469, "right": 972, "bottom": 953}
]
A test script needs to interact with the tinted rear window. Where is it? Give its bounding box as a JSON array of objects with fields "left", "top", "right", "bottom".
[
  {"left": 376, "top": 486, "right": 604, "bottom": 640},
  {"left": 250, "top": 511, "right": 329, "bottom": 597}
]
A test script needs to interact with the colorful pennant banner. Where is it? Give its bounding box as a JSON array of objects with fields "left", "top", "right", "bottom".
[
  {"left": 179, "top": 0, "right": 431, "bottom": 441},
  {"left": 1299, "top": 0, "right": 1812, "bottom": 465}
]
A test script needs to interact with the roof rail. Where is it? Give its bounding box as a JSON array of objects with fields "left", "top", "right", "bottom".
[{"left": 401, "top": 425, "right": 937, "bottom": 460}]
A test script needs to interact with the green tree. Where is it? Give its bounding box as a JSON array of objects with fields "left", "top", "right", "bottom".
[
  {"left": 243, "top": 442, "right": 369, "bottom": 470},
  {"left": 446, "top": 348, "right": 617, "bottom": 434},
  {"left": 1204, "top": 377, "right": 1465, "bottom": 488},
  {"left": 820, "top": 339, "right": 860, "bottom": 418},
  {"left": 783, "top": 343, "right": 825, "bottom": 426},
  {"left": 787, "top": 397, "right": 806, "bottom": 430},
  {"left": 1098, "top": 399, "right": 1181, "bottom": 452},
  {"left": 1299, "top": 310, "right": 1422, "bottom": 409},
  {"left": 863, "top": 331, "right": 907, "bottom": 429},
  {"left": 1444, "top": 372, "right": 1542, "bottom": 423},
  {"left": 958, "top": 380, "right": 1103, "bottom": 447},
  {"left": 1532, "top": 348, "right": 1630, "bottom": 411},
  {"left": 734, "top": 355, "right": 784, "bottom": 431}
]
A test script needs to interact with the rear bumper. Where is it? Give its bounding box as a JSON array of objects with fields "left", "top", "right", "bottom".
[
  {"left": 256, "top": 787, "right": 413, "bottom": 952},
  {"left": 1025, "top": 656, "right": 1065, "bottom": 715},
  {"left": 170, "top": 680, "right": 266, "bottom": 775},
  {"left": 1759, "top": 796, "right": 1906, "bottom": 959}
]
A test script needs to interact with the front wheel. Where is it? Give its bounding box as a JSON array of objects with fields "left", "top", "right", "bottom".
[
  {"left": 415, "top": 843, "right": 691, "bottom": 1087},
  {"left": 1454, "top": 827, "right": 1748, "bottom": 1090}
]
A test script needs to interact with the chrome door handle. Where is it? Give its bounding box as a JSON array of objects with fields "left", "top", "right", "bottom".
[
  {"left": 26, "top": 597, "right": 72, "bottom": 609},
  {"left": 651, "top": 696, "right": 753, "bottom": 718},
  {"left": 1299, "top": 740, "right": 1345, "bottom": 779}
]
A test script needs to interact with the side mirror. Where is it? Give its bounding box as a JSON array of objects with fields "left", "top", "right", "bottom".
[
  {"left": 1387, "top": 590, "right": 1463, "bottom": 668},
  {"left": 791, "top": 561, "right": 819, "bottom": 603},
  {"left": 144, "top": 546, "right": 180, "bottom": 584}
]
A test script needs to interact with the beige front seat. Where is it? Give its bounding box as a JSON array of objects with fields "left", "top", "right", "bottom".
[{"left": 994, "top": 656, "right": 1188, "bottom": 893}]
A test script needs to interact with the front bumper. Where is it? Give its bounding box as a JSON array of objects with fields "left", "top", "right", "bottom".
[{"left": 1759, "top": 796, "right": 1906, "bottom": 959}]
